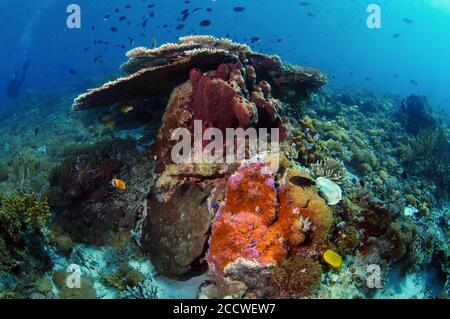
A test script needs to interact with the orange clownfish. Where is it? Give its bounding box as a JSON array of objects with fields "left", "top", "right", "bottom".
[{"left": 111, "top": 178, "right": 126, "bottom": 191}]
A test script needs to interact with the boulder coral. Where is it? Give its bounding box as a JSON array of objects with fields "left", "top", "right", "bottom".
[{"left": 141, "top": 182, "right": 214, "bottom": 278}]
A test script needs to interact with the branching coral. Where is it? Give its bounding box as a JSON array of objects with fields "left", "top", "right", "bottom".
[
  {"left": 9, "top": 156, "right": 41, "bottom": 191},
  {"left": 121, "top": 279, "right": 159, "bottom": 299},
  {"left": 0, "top": 192, "right": 51, "bottom": 274},
  {"left": 0, "top": 192, "right": 50, "bottom": 234},
  {"left": 102, "top": 263, "right": 145, "bottom": 292},
  {"left": 309, "top": 157, "right": 348, "bottom": 183}
]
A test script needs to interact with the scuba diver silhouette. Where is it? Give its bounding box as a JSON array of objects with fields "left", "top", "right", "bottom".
[{"left": 6, "top": 58, "right": 30, "bottom": 99}]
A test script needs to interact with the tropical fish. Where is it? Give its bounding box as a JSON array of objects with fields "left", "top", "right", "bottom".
[
  {"left": 111, "top": 178, "right": 126, "bottom": 190},
  {"left": 199, "top": 20, "right": 211, "bottom": 27},
  {"left": 120, "top": 105, "right": 134, "bottom": 114},
  {"left": 289, "top": 176, "right": 316, "bottom": 188},
  {"left": 403, "top": 18, "right": 414, "bottom": 24},
  {"left": 104, "top": 120, "right": 116, "bottom": 129},
  {"left": 323, "top": 249, "right": 343, "bottom": 268}
]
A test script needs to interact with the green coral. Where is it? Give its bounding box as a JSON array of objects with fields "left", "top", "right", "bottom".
[
  {"left": 0, "top": 192, "right": 50, "bottom": 234},
  {"left": 400, "top": 128, "right": 450, "bottom": 199},
  {"left": 0, "top": 191, "right": 51, "bottom": 273},
  {"left": 9, "top": 156, "right": 42, "bottom": 191},
  {"left": 102, "top": 263, "right": 145, "bottom": 292}
]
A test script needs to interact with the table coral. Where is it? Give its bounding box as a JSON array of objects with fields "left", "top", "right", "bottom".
[{"left": 72, "top": 35, "right": 326, "bottom": 111}]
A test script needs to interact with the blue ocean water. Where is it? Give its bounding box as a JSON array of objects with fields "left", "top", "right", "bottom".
[{"left": 1, "top": 0, "right": 449, "bottom": 110}]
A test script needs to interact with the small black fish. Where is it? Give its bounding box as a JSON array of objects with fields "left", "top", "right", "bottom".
[
  {"left": 393, "top": 33, "right": 401, "bottom": 38},
  {"left": 359, "top": 179, "right": 365, "bottom": 188},
  {"left": 206, "top": 8, "right": 213, "bottom": 12},
  {"left": 142, "top": 19, "right": 148, "bottom": 27},
  {"left": 176, "top": 24, "right": 184, "bottom": 30},
  {"left": 125, "top": 5, "right": 131, "bottom": 9},
  {"left": 182, "top": 13, "right": 189, "bottom": 21},
  {"left": 300, "top": 2, "right": 311, "bottom": 6},
  {"left": 149, "top": 10, "right": 155, "bottom": 18},
  {"left": 34, "top": 128, "right": 39, "bottom": 136},
  {"left": 199, "top": 19, "right": 211, "bottom": 27},
  {"left": 403, "top": 18, "right": 414, "bottom": 24},
  {"left": 307, "top": 12, "right": 316, "bottom": 18},
  {"left": 181, "top": 9, "right": 189, "bottom": 15},
  {"left": 114, "top": 8, "right": 119, "bottom": 13},
  {"left": 104, "top": 14, "right": 111, "bottom": 20},
  {"left": 148, "top": 4, "right": 155, "bottom": 9},
  {"left": 233, "top": 7, "right": 245, "bottom": 12},
  {"left": 251, "top": 37, "right": 260, "bottom": 43},
  {"left": 119, "top": 16, "right": 126, "bottom": 21},
  {"left": 110, "top": 27, "right": 118, "bottom": 32},
  {"left": 94, "top": 55, "right": 103, "bottom": 63},
  {"left": 69, "top": 69, "right": 76, "bottom": 75},
  {"left": 289, "top": 176, "right": 316, "bottom": 188}
]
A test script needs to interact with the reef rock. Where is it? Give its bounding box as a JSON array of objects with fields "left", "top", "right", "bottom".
[
  {"left": 397, "top": 94, "right": 436, "bottom": 135},
  {"left": 141, "top": 182, "right": 214, "bottom": 278}
]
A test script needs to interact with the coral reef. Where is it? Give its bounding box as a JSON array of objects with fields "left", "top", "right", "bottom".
[
  {"left": 102, "top": 263, "right": 145, "bottom": 292},
  {"left": 72, "top": 36, "right": 326, "bottom": 111},
  {"left": 397, "top": 95, "right": 436, "bottom": 135},
  {"left": 206, "top": 160, "right": 333, "bottom": 298},
  {"left": 0, "top": 192, "right": 51, "bottom": 273},
  {"left": 399, "top": 128, "right": 450, "bottom": 200},
  {"left": 270, "top": 256, "right": 323, "bottom": 298},
  {"left": 1, "top": 34, "right": 448, "bottom": 300}
]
